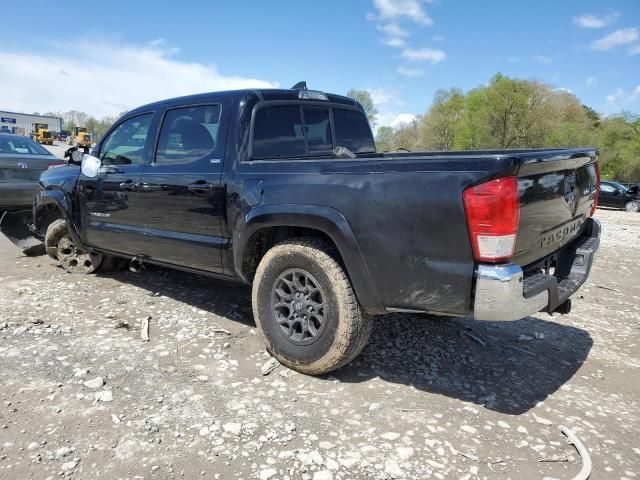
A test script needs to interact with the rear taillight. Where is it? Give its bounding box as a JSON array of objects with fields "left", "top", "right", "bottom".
[
  {"left": 590, "top": 162, "right": 600, "bottom": 217},
  {"left": 463, "top": 176, "right": 520, "bottom": 263}
]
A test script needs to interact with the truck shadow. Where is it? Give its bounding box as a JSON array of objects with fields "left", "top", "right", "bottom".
[
  {"left": 100, "top": 266, "right": 592, "bottom": 416},
  {"left": 336, "top": 313, "right": 592, "bottom": 415}
]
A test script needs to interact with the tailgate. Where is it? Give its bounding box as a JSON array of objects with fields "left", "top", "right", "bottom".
[{"left": 511, "top": 150, "right": 598, "bottom": 267}]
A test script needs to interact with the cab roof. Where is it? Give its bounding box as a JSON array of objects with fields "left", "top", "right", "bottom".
[{"left": 126, "top": 88, "right": 360, "bottom": 117}]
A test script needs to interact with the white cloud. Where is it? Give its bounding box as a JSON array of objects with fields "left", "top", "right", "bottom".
[
  {"left": 376, "top": 112, "right": 417, "bottom": 129},
  {"left": 629, "top": 44, "right": 640, "bottom": 55},
  {"left": 0, "top": 40, "right": 277, "bottom": 118},
  {"left": 533, "top": 55, "right": 552, "bottom": 63},
  {"left": 367, "top": 87, "right": 398, "bottom": 106},
  {"left": 573, "top": 12, "right": 619, "bottom": 29},
  {"left": 397, "top": 66, "right": 424, "bottom": 77},
  {"left": 401, "top": 47, "right": 446, "bottom": 63},
  {"left": 507, "top": 56, "right": 522, "bottom": 63},
  {"left": 365, "top": 86, "right": 416, "bottom": 133},
  {"left": 148, "top": 38, "right": 168, "bottom": 47},
  {"left": 383, "top": 37, "right": 407, "bottom": 48},
  {"left": 378, "top": 23, "right": 409, "bottom": 48},
  {"left": 377, "top": 23, "right": 410, "bottom": 38},
  {"left": 604, "top": 85, "right": 640, "bottom": 112},
  {"left": 389, "top": 113, "right": 417, "bottom": 127},
  {"left": 368, "top": 1, "right": 445, "bottom": 63},
  {"left": 591, "top": 28, "right": 639, "bottom": 51},
  {"left": 585, "top": 76, "right": 598, "bottom": 87},
  {"left": 368, "top": 0, "right": 433, "bottom": 26}
]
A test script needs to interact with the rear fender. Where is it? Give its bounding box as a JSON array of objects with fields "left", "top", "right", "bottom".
[{"left": 234, "top": 204, "right": 385, "bottom": 315}]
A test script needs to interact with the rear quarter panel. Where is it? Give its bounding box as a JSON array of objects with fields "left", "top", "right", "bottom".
[
  {"left": 232, "top": 156, "right": 508, "bottom": 315},
  {"left": 0, "top": 153, "right": 56, "bottom": 209}
]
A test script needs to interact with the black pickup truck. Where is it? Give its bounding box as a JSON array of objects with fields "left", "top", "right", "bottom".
[{"left": 0, "top": 85, "right": 601, "bottom": 374}]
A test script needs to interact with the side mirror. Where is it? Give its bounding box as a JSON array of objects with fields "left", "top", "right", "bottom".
[
  {"left": 81, "top": 154, "right": 102, "bottom": 178},
  {"left": 613, "top": 189, "right": 621, "bottom": 195},
  {"left": 71, "top": 149, "right": 84, "bottom": 163}
]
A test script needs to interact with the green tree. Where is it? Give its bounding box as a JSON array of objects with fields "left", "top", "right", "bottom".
[
  {"left": 346, "top": 89, "right": 379, "bottom": 127},
  {"left": 419, "top": 88, "right": 465, "bottom": 150},
  {"left": 375, "top": 126, "right": 394, "bottom": 152},
  {"left": 598, "top": 113, "right": 640, "bottom": 181},
  {"left": 371, "top": 72, "right": 639, "bottom": 181},
  {"left": 392, "top": 117, "right": 422, "bottom": 151}
]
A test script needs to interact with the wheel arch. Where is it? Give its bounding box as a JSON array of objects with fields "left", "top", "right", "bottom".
[
  {"left": 35, "top": 190, "right": 83, "bottom": 245},
  {"left": 234, "top": 204, "right": 385, "bottom": 314}
]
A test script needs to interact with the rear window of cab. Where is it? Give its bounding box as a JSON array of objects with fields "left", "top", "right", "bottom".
[{"left": 251, "top": 104, "right": 375, "bottom": 159}]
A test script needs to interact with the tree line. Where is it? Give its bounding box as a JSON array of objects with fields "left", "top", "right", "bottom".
[
  {"left": 42, "top": 110, "right": 121, "bottom": 141},
  {"left": 349, "top": 74, "right": 640, "bottom": 182}
]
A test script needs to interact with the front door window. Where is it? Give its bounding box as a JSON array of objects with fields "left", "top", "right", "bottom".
[{"left": 100, "top": 114, "right": 153, "bottom": 165}]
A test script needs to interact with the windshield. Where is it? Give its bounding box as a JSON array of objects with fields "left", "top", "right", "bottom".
[
  {"left": 0, "top": 135, "right": 52, "bottom": 155},
  {"left": 610, "top": 182, "right": 629, "bottom": 192}
]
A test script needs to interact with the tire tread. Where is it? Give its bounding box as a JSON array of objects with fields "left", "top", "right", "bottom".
[{"left": 252, "top": 237, "right": 372, "bottom": 375}]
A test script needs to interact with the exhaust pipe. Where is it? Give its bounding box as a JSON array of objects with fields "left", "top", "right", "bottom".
[{"left": 129, "top": 256, "right": 144, "bottom": 273}]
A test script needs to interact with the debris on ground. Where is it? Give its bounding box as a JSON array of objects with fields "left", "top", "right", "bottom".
[
  {"left": 460, "top": 330, "right": 486, "bottom": 347},
  {"left": 261, "top": 356, "right": 280, "bottom": 375},
  {"left": 560, "top": 425, "right": 593, "bottom": 480},
  {"left": 141, "top": 315, "right": 151, "bottom": 342}
]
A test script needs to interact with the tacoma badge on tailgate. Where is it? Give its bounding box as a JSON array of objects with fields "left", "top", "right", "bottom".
[{"left": 536, "top": 217, "right": 584, "bottom": 249}]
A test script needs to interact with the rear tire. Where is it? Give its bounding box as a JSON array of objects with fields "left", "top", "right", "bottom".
[
  {"left": 624, "top": 201, "right": 640, "bottom": 213},
  {"left": 252, "top": 237, "right": 372, "bottom": 375}
]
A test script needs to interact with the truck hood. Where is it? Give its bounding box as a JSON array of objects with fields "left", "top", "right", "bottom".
[{"left": 39, "top": 164, "right": 80, "bottom": 190}]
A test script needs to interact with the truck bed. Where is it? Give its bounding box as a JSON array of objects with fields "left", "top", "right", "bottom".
[{"left": 235, "top": 147, "right": 598, "bottom": 315}]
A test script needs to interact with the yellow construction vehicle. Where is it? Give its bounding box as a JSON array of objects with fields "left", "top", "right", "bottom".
[
  {"left": 32, "top": 123, "right": 54, "bottom": 145},
  {"left": 68, "top": 127, "right": 92, "bottom": 148}
]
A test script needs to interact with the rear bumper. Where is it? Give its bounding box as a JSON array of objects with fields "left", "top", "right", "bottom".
[
  {"left": 473, "top": 218, "right": 601, "bottom": 321},
  {"left": 0, "top": 183, "right": 38, "bottom": 210}
]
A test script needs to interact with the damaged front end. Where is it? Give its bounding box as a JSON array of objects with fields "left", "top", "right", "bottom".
[{"left": 0, "top": 210, "right": 42, "bottom": 250}]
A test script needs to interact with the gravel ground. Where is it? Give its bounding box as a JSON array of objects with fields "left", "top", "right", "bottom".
[
  {"left": 0, "top": 208, "right": 638, "bottom": 480},
  {"left": 42, "top": 141, "right": 69, "bottom": 160}
]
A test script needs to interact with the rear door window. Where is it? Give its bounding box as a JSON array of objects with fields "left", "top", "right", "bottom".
[
  {"left": 303, "top": 107, "right": 332, "bottom": 154},
  {"left": 252, "top": 105, "right": 305, "bottom": 159},
  {"left": 332, "top": 108, "right": 375, "bottom": 154},
  {"left": 156, "top": 105, "right": 221, "bottom": 164}
]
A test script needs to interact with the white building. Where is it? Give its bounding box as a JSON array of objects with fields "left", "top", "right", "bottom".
[{"left": 0, "top": 111, "right": 63, "bottom": 136}]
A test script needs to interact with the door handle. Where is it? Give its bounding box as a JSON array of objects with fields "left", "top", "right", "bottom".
[
  {"left": 139, "top": 183, "right": 162, "bottom": 192},
  {"left": 119, "top": 181, "right": 138, "bottom": 191},
  {"left": 187, "top": 181, "right": 214, "bottom": 193}
]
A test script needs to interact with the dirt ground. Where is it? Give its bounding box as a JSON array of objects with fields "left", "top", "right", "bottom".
[
  {"left": 42, "top": 141, "right": 69, "bottom": 160},
  {"left": 0, "top": 208, "right": 638, "bottom": 480}
]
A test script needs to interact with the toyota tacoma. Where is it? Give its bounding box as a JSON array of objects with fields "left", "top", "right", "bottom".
[{"left": 0, "top": 84, "right": 601, "bottom": 374}]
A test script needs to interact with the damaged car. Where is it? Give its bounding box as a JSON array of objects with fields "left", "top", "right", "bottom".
[{"left": 0, "top": 133, "right": 62, "bottom": 212}]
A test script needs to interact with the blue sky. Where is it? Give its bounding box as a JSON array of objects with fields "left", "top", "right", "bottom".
[{"left": 1, "top": 0, "right": 639, "bottom": 126}]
